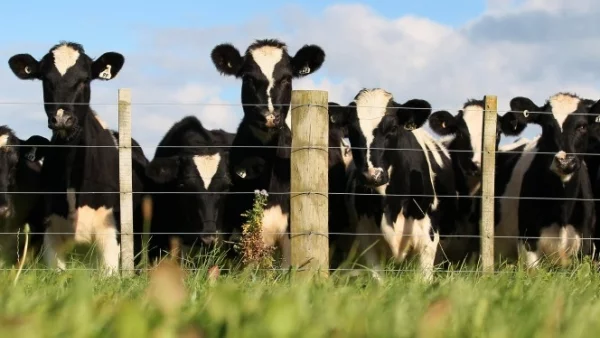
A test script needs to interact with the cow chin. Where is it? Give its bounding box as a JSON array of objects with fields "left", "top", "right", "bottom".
[{"left": 549, "top": 161, "right": 579, "bottom": 183}]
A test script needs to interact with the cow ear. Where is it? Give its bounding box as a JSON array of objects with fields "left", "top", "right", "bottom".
[
  {"left": 22, "top": 135, "right": 50, "bottom": 162},
  {"left": 8, "top": 54, "right": 40, "bottom": 80},
  {"left": 428, "top": 110, "right": 457, "bottom": 136},
  {"left": 146, "top": 157, "right": 181, "bottom": 184},
  {"left": 328, "top": 102, "right": 350, "bottom": 126},
  {"left": 291, "top": 44, "right": 325, "bottom": 78},
  {"left": 92, "top": 52, "right": 125, "bottom": 81},
  {"left": 396, "top": 99, "right": 432, "bottom": 131},
  {"left": 498, "top": 112, "right": 528, "bottom": 136},
  {"left": 509, "top": 96, "right": 540, "bottom": 124},
  {"left": 211, "top": 43, "right": 243, "bottom": 77},
  {"left": 587, "top": 99, "right": 600, "bottom": 125}
]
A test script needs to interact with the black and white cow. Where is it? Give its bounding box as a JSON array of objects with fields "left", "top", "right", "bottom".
[
  {"left": 144, "top": 115, "right": 234, "bottom": 263},
  {"left": 210, "top": 39, "right": 325, "bottom": 267},
  {"left": 339, "top": 88, "right": 460, "bottom": 280},
  {"left": 502, "top": 92, "right": 599, "bottom": 268},
  {"left": 427, "top": 100, "right": 530, "bottom": 264},
  {"left": 0, "top": 126, "right": 49, "bottom": 266},
  {"left": 7, "top": 41, "right": 148, "bottom": 275},
  {"left": 327, "top": 102, "right": 355, "bottom": 268}
]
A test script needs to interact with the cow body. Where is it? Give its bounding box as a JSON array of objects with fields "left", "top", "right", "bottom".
[
  {"left": 503, "top": 92, "right": 599, "bottom": 268},
  {"left": 327, "top": 102, "right": 354, "bottom": 268},
  {"left": 0, "top": 127, "right": 50, "bottom": 266},
  {"left": 428, "top": 100, "right": 528, "bottom": 264},
  {"left": 339, "top": 88, "right": 460, "bottom": 281},
  {"left": 144, "top": 116, "right": 233, "bottom": 263},
  {"left": 8, "top": 41, "right": 148, "bottom": 275},
  {"left": 210, "top": 39, "right": 325, "bottom": 267}
]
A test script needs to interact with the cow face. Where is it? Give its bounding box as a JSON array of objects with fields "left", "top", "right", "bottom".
[
  {"left": 0, "top": 127, "right": 49, "bottom": 218},
  {"left": 345, "top": 89, "right": 432, "bottom": 187},
  {"left": 347, "top": 88, "right": 432, "bottom": 188},
  {"left": 211, "top": 39, "right": 325, "bottom": 131},
  {"left": 146, "top": 153, "right": 231, "bottom": 246},
  {"left": 8, "top": 42, "right": 124, "bottom": 138},
  {"left": 428, "top": 100, "right": 527, "bottom": 178},
  {"left": 367, "top": 100, "right": 434, "bottom": 186},
  {"left": 509, "top": 92, "right": 600, "bottom": 183}
]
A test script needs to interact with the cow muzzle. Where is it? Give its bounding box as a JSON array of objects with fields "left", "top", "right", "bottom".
[
  {"left": 550, "top": 151, "right": 578, "bottom": 181},
  {"left": 49, "top": 109, "right": 74, "bottom": 130},
  {"left": 264, "top": 113, "right": 281, "bottom": 128},
  {"left": 362, "top": 167, "right": 389, "bottom": 187}
]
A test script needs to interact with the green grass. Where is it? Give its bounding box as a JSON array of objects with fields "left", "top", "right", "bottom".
[{"left": 1, "top": 257, "right": 600, "bottom": 338}]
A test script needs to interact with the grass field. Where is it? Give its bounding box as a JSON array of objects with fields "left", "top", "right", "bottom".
[{"left": 1, "top": 255, "right": 600, "bottom": 338}]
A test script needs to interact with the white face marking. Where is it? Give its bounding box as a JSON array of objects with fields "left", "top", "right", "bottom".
[
  {"left": 0, "top": 134, "right": 9, "bottom": 148},
  {"left": 354, "top": 89, "right": 393, "bottom": 171},
  {"left": 250, "top": 46, "right": 284, "bottom": 114},
  {"left": 56, "top": 108, "right": 64, "bottom": 118},
  {"left": 193, "top": 153, "right": 222, "bottom": 190},
  {"left": 461, "top": 105, "right": 484, "bottom": 168},
  {"left": 549, "top": 93, "right": 581, "bottom": 132},
  {"left": 52, "top": 45, "right": 80, "bottom": 76}
]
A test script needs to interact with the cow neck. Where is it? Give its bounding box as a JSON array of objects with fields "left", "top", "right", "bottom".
[{"left": 246, "top": 122, "right": 282, "bottom": 146}]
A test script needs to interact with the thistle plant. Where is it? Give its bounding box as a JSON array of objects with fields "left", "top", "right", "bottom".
[{"left": 235, "top": 189, "right": 275, "bottom": 270}]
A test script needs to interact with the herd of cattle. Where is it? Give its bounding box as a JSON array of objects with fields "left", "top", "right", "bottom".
[{"left": 1, "top": 38, "right": 600, "bottom": 280}]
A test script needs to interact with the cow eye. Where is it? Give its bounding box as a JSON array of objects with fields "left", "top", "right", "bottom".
[{"left": 577, "top": 124, "right": 587, "bottom": 132}]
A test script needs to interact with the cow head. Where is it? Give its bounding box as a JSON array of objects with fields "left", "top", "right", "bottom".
[
  {"left": 509, "top": 92, "right": 600, "bottom": 183},
  {"left": 210, "top": 39, "right": 325, "bottom": 132},
  {"left": 428, "top": 99, "right": 527, "bottom": 180},
  {"left": 345, "top": 88, "right": 432, "bottom": 188},
  {"left": 0, "top": 126, "right": 49, "bottom": 218},
  {"left": 146, "top": 152, "right": 231, "bottom": 246},
  {"left": 8, "top": 41, "right": 124, "bottom": 138}
]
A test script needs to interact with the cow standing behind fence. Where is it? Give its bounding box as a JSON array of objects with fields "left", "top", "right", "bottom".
[
  {"left": 427, "top": 100, "right": 529, "bottom": 265},
  {"left": 7, "top": 41, "right": 149, "bottom": 275},
  {"left": 500, "top": 92, "right": 600, "bottom": 268},
  {"left": 0, "top": 127, "right": 50, "bottom": 266},
  {"left": 210, "top": 38, "right": 326, "bottom": 268},
  {"left": 144, "top": 115, "right": 234, "bottom": 264}
]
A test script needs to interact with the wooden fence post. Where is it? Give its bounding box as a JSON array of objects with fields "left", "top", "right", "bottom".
[
  {"left": 480, "top": 95, "right": 497, "bottom": 273},
  {"left": 118, "top": 88, "right": 134, "bottom": 276},
  {"left": 290, "top": 90, "right": 329, "bottom": 280}
]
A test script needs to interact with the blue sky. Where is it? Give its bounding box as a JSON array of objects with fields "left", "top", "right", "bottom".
[{"left": 1, "top": 0, "right": 597, "bottom": 155}]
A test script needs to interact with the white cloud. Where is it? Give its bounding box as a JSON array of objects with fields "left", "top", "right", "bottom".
[{"left": 1, "top": 0, "right": 599, "bottom": 156}]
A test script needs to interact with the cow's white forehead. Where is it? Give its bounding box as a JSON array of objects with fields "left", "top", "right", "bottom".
[
  {"left": 549, "top": 93, "right": 581, "bottom": 131},
  {"left": 52, "top": 44, "right": 80, "bottom": 76},
  {"left": 354, "top": 88, "right": 393, "bottom": 169},
  {"left": 250, "top": 46, "right": 284, "bottom": 113},
  {"left": 193, "top": 153, "right": 222, "bottom": 190},
  {"left": 462, "top": 104, "right": 484, "bottom": 165},
  {"left": 250, "top": 46, "right": 284, "bottom": 77}
]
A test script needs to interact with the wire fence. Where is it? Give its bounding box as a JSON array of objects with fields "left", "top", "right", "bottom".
[{"left": 1, "top": 93, "right": 599, "bottom": 276}]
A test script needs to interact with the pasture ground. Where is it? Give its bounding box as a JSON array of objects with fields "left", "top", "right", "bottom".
[{"left": 0, "top": 252, "right": 599, "bottom": 338}]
